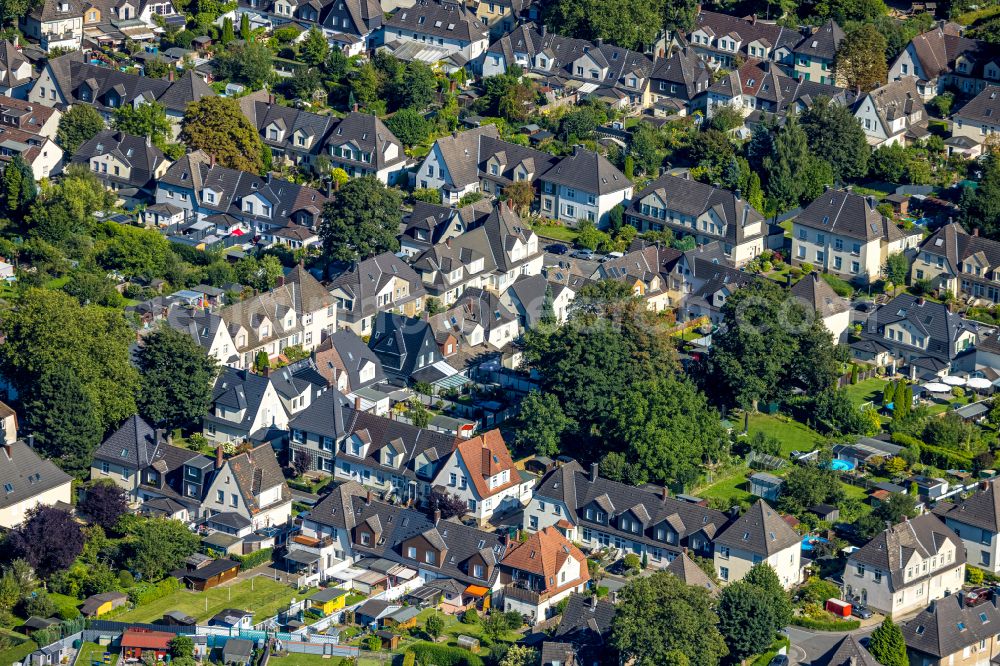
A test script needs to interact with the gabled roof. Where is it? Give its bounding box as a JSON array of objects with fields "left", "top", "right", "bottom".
[
  {"left": 848, "top": 513, "right": 964, "bottom": 589},
  {"left": 864, "top": 292, "right": 973, "bottom": 362},
  {"left": 955, "top": 85, "right": 1000, "bottom": 125},
  {"left": 328, "top": 252, "right": 426, "bottom": 321},
  {"left": 713, "top": 499, "right": 800, "bottom": 556},
  {"left": 451, "top": 430, "right": 518, "bottom": 499},
  {"left": 790, "top": 272, "right": 850, "bottom": 317},
  {"left": 0, "top": 441, "right": 71, "bottom": 510},
  {"left": 902, "top": 595, "right": 1000, "bottom": 658},
  {"left": 207, "top": 367, "right": 280, "bottom": 437},
  {"left": 288, "top": 387, "right": 350, "bottom": 440},
  {"left": 71, "top": 130, "right": 166, "bottom": 189},
  {"left": 313, "top": 330, "right": 385, "bottom": 391},
  {"left": 326, "top": 112, "right": 406, "bottom": 171},
  {"left": 368, "top": 311, "right": 440, "bottom": 380},
  {"left": 0, "top": 42, "right": 31, "bottom": 90},
  {"left": 431, "top": 125, "right": 500, "bottom": 190},
  {"left": 901, "top": 27, "right": 1000, "bottom": 82},
  {"left": 650, "top": 47, "right": 710, "bottom": 100},
  {"left": 223, "top": 444, "right": 290, "bottom": 514},
  {"left": 93, "top": 414, "right": 165, "bottom": 468},
  {"left": 792, "top": 20, "right": 844, "bottom": 61},
  {"left": 665, "top": 551, "right": 719, "bottom": 594},
  {"left": 501, "top": 525, "right": 588, "bottom": 585},
  {"left": 796, "top": 189, "right": 904, "bottom": 242},
  {"left": 541, "top": 146, "right": 631, "bottom": 195},
  {"left": 690, "top": 10, "right": 800, "bottom": 54},
  {"left": 859, "top": 78, "right": 926, "bottom": 131},
  {"left": 385, "top": 0, "right": 486, "bottom": 43},
  {"left": 935, "top": 477, "right": 1000, "bottom": 533},
  {"left": 813, "top": 635, "right": 880, "bottom": 666}
]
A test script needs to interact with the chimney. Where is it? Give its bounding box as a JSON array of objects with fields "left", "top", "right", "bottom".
[
  {"left": 750, "top": 13, "right": 757, "bottom": 24},
  {"left": 974, "top": 227, "right": 980, "bottom": 236},
  {"left": 589, "top": 461, "right": 598, "bottom": 482},
  {"left": 445, "top": 237, "right": 451, "bottom": 247},
  {"left": 366, "top": 490, "right": 372, "bottom": 505},
  {"left": 215, "top": 445, "right": 224, "bottom": 469},
  {"left": 209, "top": 153, "right": 216, "bottom": 168},
  {"left": 662, "top": 485, "right": 669, "bottom": 501},
  {"left": 26, "top": 434, "right": 33, "bottom": 449},
  {"left": 866, "top": 195, "right": 876, "bottom": 210},
  {"left": 595, "top": 37, "right": 603, "bottom": 47},
  {"left": 354, "top": 396, "right": 362, "bottom": 410},
  {"left": 168, "top": 68, "right": 174, "bottom": 82},
  {"left": 154, "top": 428, "right": 165, "bottom": 445},
  {"left": 589, "top": 595, "right": 598, "bottom": 610},
  {"left": 268, "top": 93, "right": 275, "bottom": 105},
  {"left": 916, "top": 297, "right": 925, "bottom": 306},
  {"left": 434, "top": 508, "right": 441, "bottom": 524},
  {"left": 2, "top": 442, "right": 9, "bottom": 460},
  {"left": 541, "top": 24, "right": 546, "bottom": 37}
]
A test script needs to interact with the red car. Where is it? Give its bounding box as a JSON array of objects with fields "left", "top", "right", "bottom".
[{"left": 967, "top": 587, "right": 992, "bottom": 606}]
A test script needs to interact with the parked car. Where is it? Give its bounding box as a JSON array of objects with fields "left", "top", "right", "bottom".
[
  {"left": 601, "top": 251, "right": 624, "bottom": 262},
  {"left": 967, "top": 587, "right": 992, "bottom": 606},
  {"left": 546, "top": 243, "right": 569, "bottom": 255},
  {"left": 768, "top": 656, "right": 789, "bottom": 666},
  {"left": 851, "top": 605, "right": 873, "bottom": 619},
  {"left": 570, "top": 249, "right": 595, "bottom": 260}
]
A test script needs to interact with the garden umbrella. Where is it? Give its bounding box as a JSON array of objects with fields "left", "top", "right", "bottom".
[
  {"left": 942, "top": 376, "right": 967, "bottom": 386},
  {"left": 967, "top": 377, "right": 993, "bottom": 391},
  {"left": 923, "top": 382, "right": 951, "bottom": 393}
]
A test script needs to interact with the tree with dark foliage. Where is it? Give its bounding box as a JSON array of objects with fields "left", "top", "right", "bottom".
[
  {"left": 8, "top": 506, "right": 85, "bottom": 578},
  {"left": 79, "top": 482, "right": 129, "bottom": 532},
  {"left": 137, "top": 327, "right": 219, "bottom": 431},
  {"left": 429, "top": 491, "right": 467, "bottom": 519}
]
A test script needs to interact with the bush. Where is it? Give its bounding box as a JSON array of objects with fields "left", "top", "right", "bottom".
[
  {"left": 409, "top": 642, "right": 484, "bottom": 666},
  {"left": 821, "top": 272, "right": 854, "bottom": 297},
  {"left": 969, "top": 566, "right": 986, "bottom": 585},
  {"left": 365, "top": 635, "right": 382, "bottom": 652},
  {"left": 461, "top": 608, "right": 479, "bottom": 624},
  {"left": 128, "top": 577, "right": 180, "bottom": 606},
  {"left": 623, "top": 553, "right": 642, "bottom": 573},
  {"left": 403, "top": 652, "right": 416, "bottom": 666},
  {"left": 233, "top": 548, "right": 273, "bottom": 571},
  {"left": 791, "top": 616, "right": 861, "bottom": 631},
  {"left": 801, "top": 262, "right": 815, "bottom": 274},
  {"left": 798, "top": 576, "right": 841, "bottom": 605},
  {"left": 118, "top": 570, "right": 135, "bottom": 588}
]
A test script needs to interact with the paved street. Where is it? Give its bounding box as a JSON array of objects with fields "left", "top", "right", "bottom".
[{"left": 784, "top": 624, "right": 878, "bottom": 665}]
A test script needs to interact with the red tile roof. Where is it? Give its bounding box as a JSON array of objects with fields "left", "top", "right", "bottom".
[
  {"left": 454, "top": 430, "right": 519, "bottom": 500},
  {"left": 121, "top": 629, "right": 174, "bottom": 650}
]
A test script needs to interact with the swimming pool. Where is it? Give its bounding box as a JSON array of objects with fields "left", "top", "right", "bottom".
[
  {"left": 828, "top": 459, "right": 856, "bottom": 472},
  {"left": 801, "top": 536, "right": 829, "bottom": 551}
]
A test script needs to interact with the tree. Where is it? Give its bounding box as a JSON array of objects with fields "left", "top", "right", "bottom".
[
  {"left": 181, "top": 97, "right": 266, "bottom": 173},
  {"left": 743, "top": 564, "right": 792, "bottom": 628},
  {"left": 215, "top": 41, "right": 273, "bottom": 88},
  {"left": 779, "top": 460, "right": 845, "bottom": 514},
  {"left": 835, "top": 24, "right": 888, "bottom": 92},
  {"left": 137, "top": 327, "right": 219, "bottom": 430},
  {"left": 499, "top": 645, "right": 537, "bottom": 666},
  {"left": 764, "top": 115, "right": 812, "bottom": 210},
  {"left": 543, "top": 0, "right": 665, "bottom": 50},
  {"left": 868, "top": 617, "right": 908, "bottom": 666},
  {"left": 168, "top": 636, "right": 195, "bottom": 660},
  {"left": 0, "top": 0, "right": 35, "bottom": 28},
  {"left": 428, "top": 491, "right": 467, "bottom": 519},
  {"left": 299, "top": 27, "right": 329, "bottom": 66},
  {"left": 514, "top": 392, "right": 574, "bottom": 457},
  {"left": 425, "top": 612, "right": 445, "bottom": 639},
  {"left": 717, "top": 581, "right": 778, "bottom": 661},
  {"left": 663, "top": 0, "right": 698, "bottom": 34},
  {"left": 612, "top": 572, "right": 728, "bottom": 666},
  {"left": 220, "top": 16, "right": 235, "bottom": 44},
  {"left": 113, "top": 102, "right": 172, "bottom": 149},
  {"left": 235, "top": 254, "right": 283, "bottom": 292},
  {"left": 392, "top": 61, "right": 437, "bottom": 111},
  {"left": 124, "top": 518, "right": 201, "bottom": 580},
  {"left": 3, "top": 154, "right": 36, "bottom": 213},
  {"left": 883, "top": 252, "right": 909, "bottom": 287},
  {"left": 8, "top": 506, "right": 85, "bottom": 577},
  {"left": 80, "top": 482, "right": 129, "bottom": 531},
  {"left": 385, "top": 108, "right": 432, "bottom": 148},
  {"left": 239, "top": 11, "right": 250, "bottom": 39},
  {"left": 57, "top": 105, "right": 105, "bottom": 155},
  {"left": 800, "top": 97, "right": 870, "bottom": 180},
  {"left": 319, "top": 176, "right": 402, "bottom": 261},
  {"left": 504, "top": 179, "right": 535, "bottom": 216}
]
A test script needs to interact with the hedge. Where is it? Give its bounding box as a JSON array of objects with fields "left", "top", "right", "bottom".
[
  {"left": 410, "top": 642, "right": 485, "bottom": 666},
  {"left": 791, "top": 617, "right": 861, "bottom": 631},
  {"left": 919, "top": 442, "right": 973, "bottom": 470},
  {"left": 234, "top": 547, "right": 274, "bottom": 571},
  {"left": 403, "top": 651, "right": 416, "bottom": 666},
  {"left": 128, "top": 576, "right": 181, "bottom": 606},
  {"left": 750, "top": 634, "right": 790, "bottom": 666},
  {"left": 0, "top": 639, "right": 37, "bottom": 666}
]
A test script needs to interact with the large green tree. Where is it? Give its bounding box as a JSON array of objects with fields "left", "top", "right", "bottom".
[
  {"left": 27, "top": 165, "right": 116, "bottom": 243},
  {"left": 299, "top": 27, "right": 329, "bottom": 66},
  {"left": 764, "top": 115, "right": 812, "bottom": 211},
  {"left": 124, "top": 518, "right": 201, "bottom": 581},
  {"left": 137, "top": 327, "right": 219, "bottom": 431},
  {"left": 215, "top": 41, "right": 273, "bottom": 89},
  {"left": 800, "top": 97, "right": 870, "bottom": 180},
  {"left": 868, "top": 617, "right": 908, "bottom": 666},
  {"left": 22, "top": 369, "right": 104, "bottom": 474},
  {"left": 112, "top": 102, "right": 172, "bottom": 149},
  {"left": 717, "top": 581, "right": 778, "bottom": 661},
  {"left": 544, "top": 0, "right": 665, "bottom": 50},
  {"left": 180, "top": 97, "right": 265, "bottom": 173},
  {"left": 835, "top": 24, "right": 888, "bottom": 92},
  {"left": 57, "top": 105, "right": 105, "bottom": 155},
  {"left": 612, "top": 571, "right": 728, "bottom": 666},
  {"left": 385, "top": 108, "right": 432, "bottom": 148},
  {"left": 318, "top": 176, "right": 402, "bottom": 261},
  {"left": 391, "top": 61, "right": 437, "bottom": 111},
  {"left": 513, "top": 392, "right": 575, "bottom": 457}
]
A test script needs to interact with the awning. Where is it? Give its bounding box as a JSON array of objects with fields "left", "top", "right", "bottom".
[
  {"left": 284, "top": 549, "right": 320, "bottom": 565},
  {"left": 465, "top": 585, "right": 489, "bottom": 597}
]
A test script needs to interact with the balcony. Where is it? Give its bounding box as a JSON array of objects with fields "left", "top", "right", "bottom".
[
  {"left": 503, "top": 581, "right": 553, "bottom": 605},
  {"left": 291, "top": 534, "right": 334, "bottom": 551}
]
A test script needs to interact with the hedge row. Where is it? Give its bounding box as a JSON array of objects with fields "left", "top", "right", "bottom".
[
  {"left": 234, "top": 547, "right": 274, "bottom": 571},
  {"left": 890, "top": 433, "right": 974, "bottom": 470},
  {"left": 791, "top": 617, "right": 861, "bottom": 631},
  {"left": 403, "top": 651, "right": 416, "bottom": 666},
  {"left": 750, "top": 635, "right": 791, "bottom": 666},
  {"left": 0, "top": 639, "right": 37, "bottom": 666},
  {"left": 409, "top": 642, "right": 484, "bottom": 666},
  {"left": 128, "top": 576, "right": 181, "bottom": 606}
]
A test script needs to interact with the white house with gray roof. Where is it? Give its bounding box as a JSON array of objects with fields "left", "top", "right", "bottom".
[
  {"left": 325, "top": 112, "right": 408, "bottom": 185},
  {"left": 935, "top": 478, "right": 1000, "bottom": 574},
  {"left": 0, "top": 440, "right": 72, "bottom": 528},
  {"left": 328, "top": 252, "right": 426, "bottom": 336},
  {"left": 713, "top": 499, "right": 802, "bottom": 588},
  {"left": 853, "top": 77, "right": 929, "bottom": 148},
  {"left": 843, "top": 513, "right": 965, "bottom": 616},
  {"left": 902, "top": 593, "right": 1000, "bottom": 666},
  {"left": 202, "top": 443, "right": 291, "bottom": 530},
  {"left": 378, "top": 0, "right": 488, "bottom": 62},
  {"left": 538, "top": 146, "right": 631, "bottom": 228}
]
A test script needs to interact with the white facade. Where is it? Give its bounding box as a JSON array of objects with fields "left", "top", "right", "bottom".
[
  {"left": 714, "top": 542, "right": 802, "bottom": 589},
  {"left": 0, "top": 479, "right": 72, "bottom": 528},
  {"left": 202, "top": 461, "right": 291, "bottom": 529},
  {"left": 539, "top": 180, "right": 632, "bottom": 228}
]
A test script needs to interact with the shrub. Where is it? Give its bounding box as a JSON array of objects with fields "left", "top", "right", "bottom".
[
  {"left": 791, "top": 616, "right": 861, "bottom": 631},
  {"left": 403, "top": 652, "right": 416, "bottom": 666},
  {"left": 409, "top": 642, "right": 484, "bottom": 666},
  {"left": 118, "top": 570, "right": 135, "bottom": 588},
  {"left": 801, "top": 262, "right": 815, "bottom": 274},
  {"left": 233, "top": 548, "right": 273, "bottom": 571},
  {"left": 128, "top": 577, "right": 180, "bottom": 606},
  {"left": 820, "top": 272, "right": 854, "bottom": 297},
  {"left": 365, "top": 635, "right": 382, "bottom": 652},
  {"left": 969, "top": 566, "right": 986, "bottom": 585},
  {"left": 461, "top": 608, "right": 480, "bottom": 624},
  {"left": 623, "top": 553, "right": 642, "bottom": 573}
]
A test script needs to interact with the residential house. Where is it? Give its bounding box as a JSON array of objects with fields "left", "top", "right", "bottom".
[
  {"left": 791, "top": 20, "right": 844, "bottom": 84},
  {"left": 215, "top": 264, "right": 336, "bottom": 369},
  {"left": 313, "top": 330, "right": 386, "bottom": 393},
  {"left": 71, "top": 130, "right": 169, "bottom": 205},
  {"left": 0, "top": 402, "right": 16, "bottom": 445},
  {"left": 706, "top": 59, "right": 855, "bottom": 120},
  {"left": 0, "top": 118, "right": 61, "bottom": 180},
  {"left": 498, "top": 526, "right": 589, "bottom": 623},
  {"left": 889, "top": 26, "right": 1000, "bottom": 100},
  {"left": 467, "top": 0, "right": 532, "bottom": 36},
  {"left": 951, "top": 85, "right": 1000, "bottom": 156},
  {"left": 712, "top": 499, "right": 801, "bottom": 588},
  {"left": 667, "top": 551, "right": 720, "bottom": 595},
  {"left": 843, "top": 512, "right": 965, "bottom": 615},
  {"left": 325, "top": 112, "right": 408, "bottom": 184},
  {"left": 538, "top": 147, "right": 631, "bottom": 228},
  {"left": 681, "top": 10, "right": 800, "bottom": 70},
  {"left": 902, "top": 594, "right": 1000, "bottom": 666},
  {"left": 156, "top": 150, "right": 327, "bottom": 235},
  {"left": 239, "top": 90, "right": 338, "bottom": 170},
  {"left": 853, "top": 78, "right": 929, "bottom": 147},
  {"left": 524, "top": 460, "right": 729, "bottom": 568},
  {"left": 0, "top": 94, "right": 60, "bottom": 141},
  {"left": 400, "top": 200, "right": 490, "bottom": 257},
  {"left": 589, "top": 244, "right": 680, "bottom": 311},
  {"left": 201, "top": 443, "right": 291, "bottom": 530},
  {"left": 203, "top": 367, "right": 298, "bottom": 445},
  {"left": 289, "top": 479, "right": 507, "bottom": 590},
  {"left": 329, "top": 252, "right": 426, "bottom": 336},
  {"left": 367, "top": 311, "right": 444, "bottom": 384},
  {"left": 551, "top": 594, "right": 616, "bottom": 666},
  {"left": 429, "top": 287, "right": 520, "bottom": 353},
  {"left": 935, "top": 478, "right": 1000, "bottom": 574},
  {"left": 790, "top": 272, "right": 851, "bottom": 342},
  {"left": 912, "top": 222, "right": 1000, "bottom": 303},
  {"left": 792, "top": 188, "right": 917, "bottom": 282},
  {"left": 649, "top": 46, "right": 711, "bottom": 113},
  {"left": 0, "top": 42, "right": 37, "bottom": 99},
  {"left": 21, "top": 0, "right": 84, "bottom": 50},
  {"left": 481, "top": 24, "right": 654, "bottom": 109},
  {"left": 502, "top": 273, "right": 573, "bottom": 327},
  {"left": 379, "top": 0, "right": 489, "bottom": 63},
  {"left": 852, "top": 292, "right": 976, "bottom": 375},
  {"left": 680, "top": 248, "right": 762, "bottom": 324},
  {"left": 625, "top": 173, "right": 769, "bottom": 266},
  {"left": 0, "top": 440, "right": 72, "bottom": 528},
  {"left": 813, "top": 636, "right": 881, "bottom": 666},
  {"left": 430, "top": 430, "right": 525, "bottom": 523},
  {"left": 320, "top": 0, "right": 383, "bottom": 53}
]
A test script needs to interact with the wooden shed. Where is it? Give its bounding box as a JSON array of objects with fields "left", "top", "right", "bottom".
[{"left": 376, "top": 631, "right": 400, "bottom": 651}]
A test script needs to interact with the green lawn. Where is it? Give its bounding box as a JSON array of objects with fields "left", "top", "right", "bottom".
[
  {"left": 76, "top": 641, "right": 115, "bottom": 666},
  {"left": 414, "top": 608, "right": 520, "bottom": 643},
  {"left": 269, "top": 655, "right": 382, "bottom": 666},
  {"left": 842, "top": 378, "right": 888, "bottom": 410},
  {"left": 842, "top": 482, "right": 869, "bottom": 500},
  {"left": 696, "top": 468, "right": 754, "bottom": 504},
  {"left": 746, "top": 413, "right": 824, "bottom": 456},
  {"left": 957, "top": 3, "right": 1000, "bottom": 25},
  {"left": 117, "top": 577, "right": 309, "bottom": 624},
  {"left": 528, "top": 220, "right": 580, "bottom": 244}
]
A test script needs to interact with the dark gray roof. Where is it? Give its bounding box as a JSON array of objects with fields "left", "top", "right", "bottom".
[
  {"left": 222, "top": 638, "right": 254, "bottom": 661},
  {"left": 920, "top": 222, "right": 1000, "bottom": 274},
  {"left": 689, "top": 10, "right": 800, "bottom": 56},
  {"left": 336, "top": 408, "right": 456, "bottom": 483},
  {"left": 665, "top": 552, "right": 719, "bottom": 593},
  {"left": 0, "top": 441, "right": 71, "bottom": 511},
  {"left": 71, "top": 130, "right": 166, "bottom": 190},
  {"left": 206, "top": 367, "right": 276, "bottom": 438},
  {"left": 329, "top": 252, "right": 425, "bottom": 322},
  {"left": 541, "top": 146, "right": 631, "bottom": 195},
  {"left": 325, "top": 111, "right": 406, "bottom": 171},
  {"left": 713, "top": 499, "right": 800, "bottom": 556},
  {"left": 206, "top": 511, "right": 252, "bottom": 530},
  {"left": 315, "top": 330, "right": 385, "bottom": 391},
  {"left": 863, "top": 292, "right": 974, "bottom": 362},
  {"left": 796, "top": 189, "right": 904, "bottom": 242},
  {"left": 239, "top": 91, "right": 337, "bottom": 158},
  {"left": 288, "top": 387, "right": 351, "bottom": 440},
  {"left": 902, "top": 595, "right": 1000, "bottom": 659},
  {"left": 93, "top": 415, "right": 166, "bottom": 468},
  {"left": 650, "top": 47, "right": 710, "bottom": 100},
  {"left": 790, "top": 272, "right": 850, "bottom": 317},
  {"left": 813, "top": 635, "right": 880, "bottom": 666},
  {"left": 554, "top": 593, "right": 615, "bottom": 643},
  {"left": 936, "top": 478, "right": 1000, "bottom": 533},
  {"left": 385, "top": 0, "right": 486, "bottom": 43},
  {"left": 155, "top": 70, "right": 215, "bottom": 113},
  {"left": 792, "top": 20, "right": 844, "bottom": 60},
  {"left": 368, "top": 312, "right": 441, "bottom": 380},
  {"left": 848, "top": 513, "right": 964, "bottom": 590}
]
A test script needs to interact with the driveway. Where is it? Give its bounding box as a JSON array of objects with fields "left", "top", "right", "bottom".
[{"left": 785, "top": 624, "right": 878, "bottom": 665}]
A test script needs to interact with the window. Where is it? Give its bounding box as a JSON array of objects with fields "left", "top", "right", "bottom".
[
  {"left": 529, "top": 515, "right": 538, "bottom": 529},
  {"left": 361, "top": 532, "right": 370, "bottom": 545},
  {"left": 425, "top": 551, "right": 436, "bottom": 565},
  {"left": 798, "top": 228, "right": 807, "bottom": 240},
  {"left": 231, "top": 493, "right": 238, "bottom": 507},
  {"left": 101, "top": 461, "right": 110, "bottom": 474},
  {"left": 217, "top": 490, "right": 224, "bottom": 503},
  {"left": 856, "top": 564, "right": 865, "bottom": 576},
  {"left": 473, "top": 564, "right": 484, "bottom": 578},
  {"left": 718, "top": 545, "right": 730, "bottom": 559},
  {"left": 407, "top": 546, "right": 417, "bottom": 558},
  {"left": 720, "top": 567, "right": 729, "bottom": 581}
]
